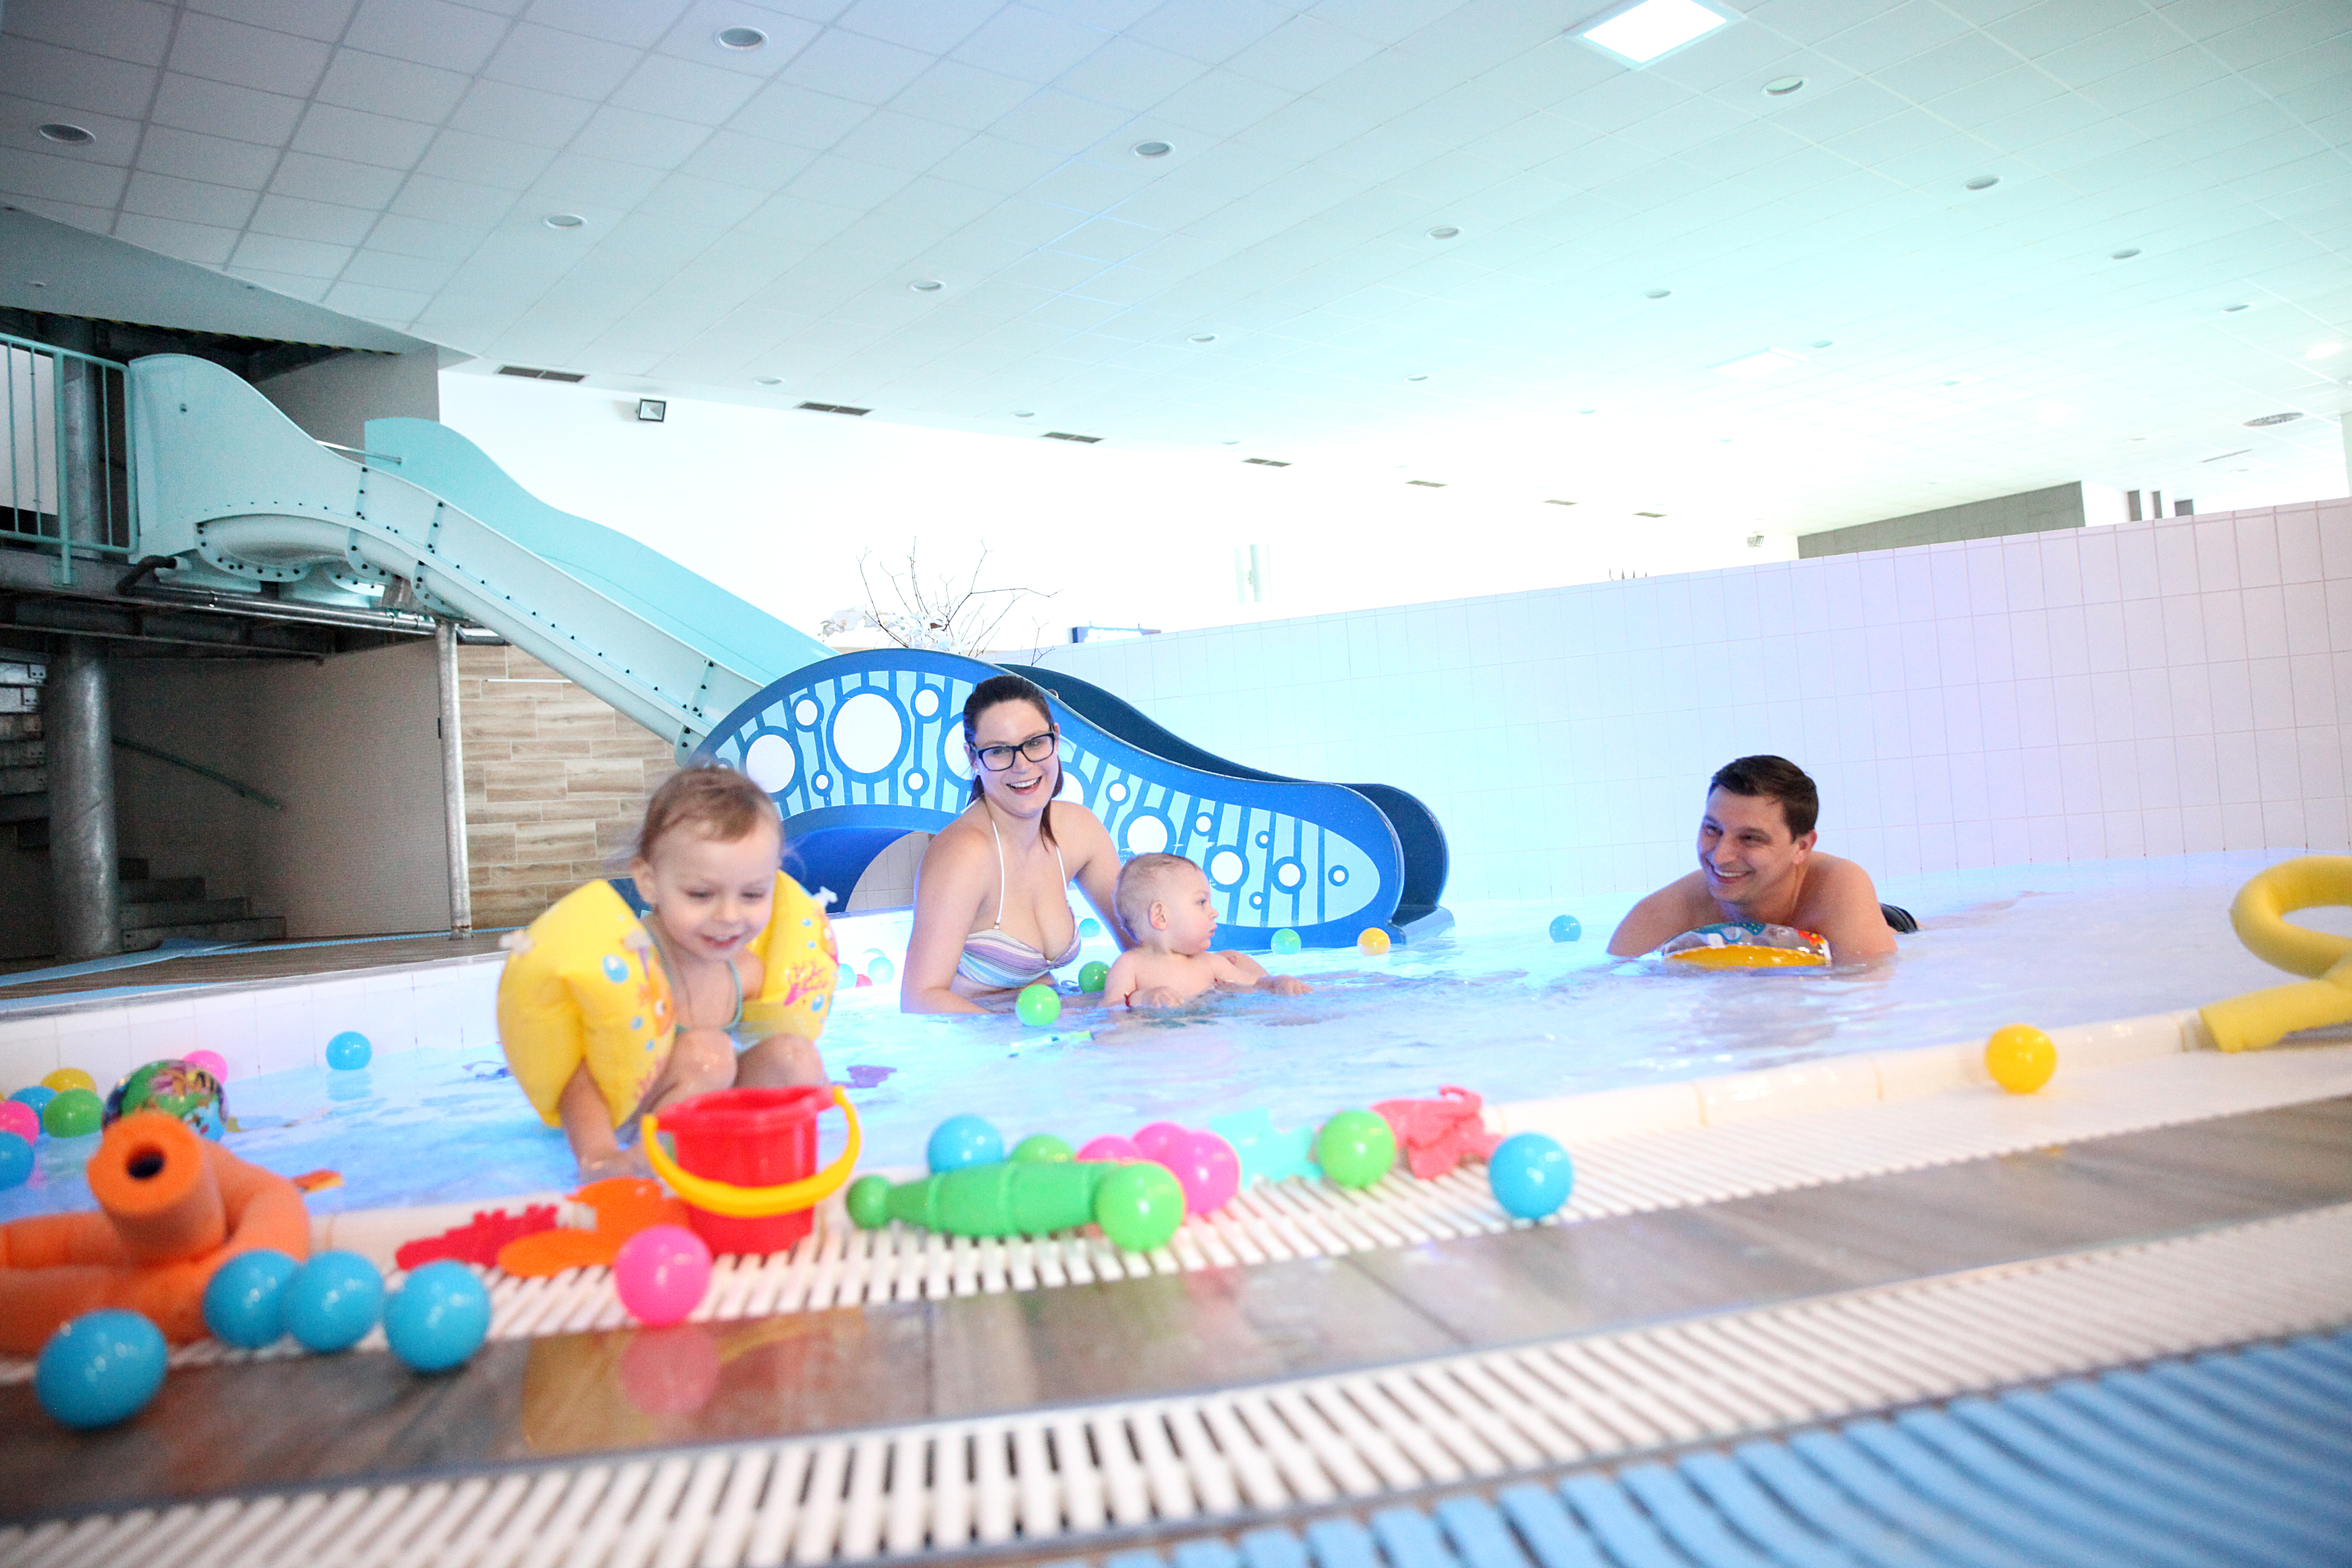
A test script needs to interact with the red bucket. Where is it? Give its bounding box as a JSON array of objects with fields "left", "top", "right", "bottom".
[{"left": 649, "top": 1086, "right": 860, "bottom": 1256}]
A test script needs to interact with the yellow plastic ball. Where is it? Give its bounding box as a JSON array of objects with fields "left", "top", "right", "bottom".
[
  {"left": 1985, "top": 1024, "right": 2056, "bottom": 1094},
  {"left": 1357, "top": 928, "right": 1391, "bottom": 956},
  {"left": 41, "top": 1067, "right": 95, "bottom": 1095}
]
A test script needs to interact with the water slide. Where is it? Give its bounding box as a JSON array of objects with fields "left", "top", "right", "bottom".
[{"left": 129, "top": 355, "right": 1450, "bottom": 946}]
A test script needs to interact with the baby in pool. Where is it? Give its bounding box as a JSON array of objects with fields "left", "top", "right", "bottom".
[{"left": 1101, "top": 852, "right": 1311, "bottom": 1008}]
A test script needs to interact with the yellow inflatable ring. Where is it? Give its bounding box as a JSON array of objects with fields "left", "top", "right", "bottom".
[
  {"left": 2201, "top": 855, "right": 2352, "bottom": 1053},
  {"left": 497, "top": 874, "right": 840, "bottom": 1128},
  {"left": 641, "top": 1086, "right": 862, "bottom": 1218},
  {"left": 1660, "top": 921, "right": 1830, "bottom": 969}
]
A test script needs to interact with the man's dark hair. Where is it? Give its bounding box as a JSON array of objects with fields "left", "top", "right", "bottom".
[{"left": 1709, "top": 755, "right": 1818, "bottom": 838}]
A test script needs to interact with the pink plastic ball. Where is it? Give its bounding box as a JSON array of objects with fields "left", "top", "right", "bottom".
[
  {"left": 612, "top": 1225, "right": 712, "bottom": 1326},
  {"left": 184, "top": 1050, "right": 228, "bottom": 1080},
  {"left": 0, "top": 1101, "right": 36, "bottom": 1142},
  {"left": 1077, "top": 1135, "right": 1139, "bottom": 1162},
  {"left": 1168, "top": 1130, "right": 1240, "bottom": 1215},
  {"left": 1132, "top": 1122, "right": 1187, "bottom": 1161}
]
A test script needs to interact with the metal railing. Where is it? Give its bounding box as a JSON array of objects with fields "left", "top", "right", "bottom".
[{"left": 1, "top": 330, "right": 137, "bottom": 583}]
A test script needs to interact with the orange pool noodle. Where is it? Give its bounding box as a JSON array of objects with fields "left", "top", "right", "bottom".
[{"left": 0, "top": 1111, "right": 309, "bottom": 1352}]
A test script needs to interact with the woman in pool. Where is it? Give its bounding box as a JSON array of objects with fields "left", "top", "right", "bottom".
[{"left": 901, "top": 673, "right": 1127, "bottom": 1013}]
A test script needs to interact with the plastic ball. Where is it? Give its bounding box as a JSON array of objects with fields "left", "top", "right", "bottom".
[
  {"left": 1357, "top": 928, "right": 1391, "bottom": 956},
  {"left": 855, "top": 973, "right": 873, "bottom": 987},
  {"left": 104, "top": 1059, "right": 227, "bottom": 1139},
  {"left": 42, "top": 1067, "right": 95, "bottom": 1095},
  {"left": 927, "top": 1114, "right": 1004, "bottom": 1174},
  {"left": 1986, "top": 1024, "right": 2057, "bottom": 1094},
  {"left": 284, "top": 1251, "right": 385, "bottom": 1352},
  {"left": 10, "top": 1084, "right": 56, "bottom": 1116},
  {"left": 1078, "top": 960, "right": 1109, "bottom": 993},
  {"left": 0, "top": 1099, "right": 36, "bottom": 1142},
  {"left": 184, "top": 1049, "right": 229, "bottom": 1079},
  {"left": 202, "top": 1249, "right": 299, "bottom": 1348},
  {"left": 325, "top": 1032, "right": 372, "bottom": 1071},
  {"left": 1316, "top": 1109, "right": 1397, "bottom": 1189},
  {"left": 1131, "top": 1121, "right": 1186, "bottom": 1161},
  {"left": 613, "top": 1225, "right": 712, "bottom": 1326},
  {"left": 0, "top": 1129, "right": 30, "bottom": 1189},
  {"left": 41, "top": 1087, "right": 102, "bottom": 1139},
  {"left": 36, "top": 1310, "right": 167, "bottom": 1430},
  {"left": 865, "top": 955, "right": 896, "bottom": 985},
  {"left": 1167, "top": 1130, "right": 1241, "bottom": 1215},
  {"left": 1093, "top": 1161, "right": 1186, "bottom": 1253},
  {"left": 1078, "top": 917, "right": 1103, "bottom": 939},
  {"left": 1077, "top": 1134, "right": 1140, "bottom": 1162},
  {"left": 384, "top": 1261, "right": 492, "bottom": 1372},
  {"left": 838, "top": 962, "right": 857, "bottom": 988},
  {"left": 1013, "top": 1133, "right": 1073, "bottom": 1163},
  {"left": 1487, "top": 1133, "right": 1574, "bottom": 1220},
  {"left": 846, "top": 1174, "right": 892, "bottom": 1229},
  {"left": 1271, "top": 928, "right": 1303, "bottom": 955},
  {"left": 1548, "top": 915, "right": 1582, "bottom": 943},
  {"left": 1015, "top": 983, "right": 1061, "bottom": 1027}
]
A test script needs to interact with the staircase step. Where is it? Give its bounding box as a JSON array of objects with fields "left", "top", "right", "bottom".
[
  {"left": 122, "top": 896, "right": 250, "bottom": 927},
  {"left": 12, "top": 823, "right": 148, "bottom": 879},
  {"left": 0, "top": 766, "right": 44, "bottom": 797},
  {"left": 121, "top": 877, "right": 204, "bottom": 904},
  {"left": 123, "top": 915, "right": 285, "bottom": 951},
  {"left": 0, "top": 740, "right": 41, "bottom": 768},
  {"left": 0, "top": 792, "right": 46, "bottom": 823},
  {"left": 0, "top": 714, "right": 40, "bottom": 741}
]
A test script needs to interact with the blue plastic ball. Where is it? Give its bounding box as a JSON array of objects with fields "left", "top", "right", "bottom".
[
  {"left": 383, "top": 1261, "right": 492, "bottom": 1373},
  {"left": 1271, "top": 928, "right": 1303, "bottom": 955},
  {"left": 0, "top": 1129, "right": 30, "bottom": 1189},
  {"left": 10, "top": 1084, "right": 57, "bottom": 1115},
  {"left": 1488, "top": 1132, "right": 1574, "bottom": 1220},
  {"left": 325, "top": 1031, "right": 372, "bottom": 1071},
  {"left": 926, "top": 1114, "right": 1004, "bottom": 1174},
  {"left": 283, "top": 1250, "right": 384, "bottom": 1352},
  {"left": 1078, "top": 917, "right": 1102, "bottom": 939},
  {"left": 36, "top": 1310, "right": 168, "bottom": 1429},
  {"left": 202, "top": 1249, "right": 299, "bottom": 1349},
  {"left": 1548, "top": 915, "right": 1581, "bottom": 943}
]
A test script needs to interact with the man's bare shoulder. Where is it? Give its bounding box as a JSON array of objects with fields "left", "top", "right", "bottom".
[{"left": 1803, "top": 853, "right": 1880, "bottom": 901}]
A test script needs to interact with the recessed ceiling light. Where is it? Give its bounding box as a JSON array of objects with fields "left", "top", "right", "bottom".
[
  {"left": 36, "top": 123, "right": 95, "bottom": 145},
  {"left": 1763, "top": 76, "right": 1804, "bottom": 95},
  {"left": 716, "top": 25, "right": 767, "bottom": 49},
  {"left": 753, "top": 376, "right": 783, "bottom": 386},
  {"left": 544, "top": 213, "right": 585, "bottom": 229},
  {"left": 2308, "top": 343, "right": 2341, "bottom": 359},
  {"left": 1941, "top": 378, "right": 1962, "bottom": 387},
  {"left": 1405, "top": 372, "right": 1429, "bottom": 382},
  {"left": 1187, "top": 333, "right": 1217, "bottom": 343},
  {"left": 910, "top": 279, "right": 944, "bottom": 291},
  {"left": 1965, "top": 175, "right": 1999, "bottom": 191},
  {"left": 1013, "top": 410, "right": 1035, "bottom": 418},
  {"left": 2110, "top": 248, "right": 2141, "bottom": 260},
  {"left": 1578, "top": 0, "right": 1731, "bottom": 64},
  {"left": 1426, "top": 225, "right": 1460, "bottom": 239},
  {"left": 1645, "top": 288, "right": 1672, "bottom": 299},
  {"left": 2245, "top": 412, "right": 2304, "bottom": 427},
  {"left": 1132, "top": 141, "right": 1172, "bottom": 157},
  {"left": 1221, "top": 439, "right": 1240, "bottom": 446},
  {"left": 1808, "top": 339, "right": 1832, "bottom": 348},
  {"left": 1710, "top": 348, "right": 1805, "bottom": 379},
  {"left": 2222, "top": 303, "right": 2250, "bottom": 312}
]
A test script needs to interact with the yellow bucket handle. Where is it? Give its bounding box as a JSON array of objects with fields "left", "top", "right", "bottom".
[{"left": 640, "top": 1085, "right": 861, "bottom": 1219}]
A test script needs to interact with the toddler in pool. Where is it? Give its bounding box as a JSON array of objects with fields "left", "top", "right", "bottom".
[
  {"left": 499, "top": 764, "right": 837, "bottom": 1179},
  {"left": 1101, "top": 852, "right": 1311, "bottom": 1008}
]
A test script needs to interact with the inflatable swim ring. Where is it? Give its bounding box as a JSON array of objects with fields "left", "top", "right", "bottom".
[
  {"left": 2201, "top": 854, "right": 2352, "bottom": 1053},
  {"left": 0, "top": 1111, "right": 309, "bottom": 1353},
  {"left": 1660, "top": 921, "right": 1831, "bottom": 968},
  {"left": 498, "top": 874, "right": 839, "bottom": 1128}
]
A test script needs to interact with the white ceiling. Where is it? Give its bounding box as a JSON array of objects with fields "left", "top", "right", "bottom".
[{"left": 1, "top": 0, "right": 2347, "bottom": 533}]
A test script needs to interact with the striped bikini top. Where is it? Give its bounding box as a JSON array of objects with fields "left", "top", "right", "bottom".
[{"left": 955, "top": 812, "right": 1082, "bottom": 992}]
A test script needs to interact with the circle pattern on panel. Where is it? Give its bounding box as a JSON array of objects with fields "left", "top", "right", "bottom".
[
  {"left": 1125, "top": 814, "right": 1169, "bottom": 854},
  {"left": 832, "top": 691, "right": 904, "bottom": 776},
  {"left": 1194, "top": 813, "right": 1214, "bottom": 835},
  {"left": 793, "top": 698, "right": 820, "bottom": 727},
  {"left": 1329, "top": 866, "right": 1349, "bottom": 886},
  {"left": 1255, "top": 831, "right": 1271, "bottom": 848},
  {"left": 1108, "top": 781, "right": 1128, "bottom": 802},
  {"left": 905, "top": 770, "right": 926, "bottom": 793},
  {"left": 1056, "top": 769, "right": 1083, "bottom": 803},
  {"left": 913, "top": 686, "right": 941, "bottom": 719},
  {"left": 1274, "top": 858, "right": 1303, "bottom": 890},
  {"left": 1207, "top": 849, "right": 1246, "bottom": 887},
  {"left": 813, "top": 772, "right": 833, "bottom": 796},
  {"left": 744, "top": 732, "right": 797, "bottom": 793},
  {"left": 944, "top": 733, "right": 973, "bottom": 780}
]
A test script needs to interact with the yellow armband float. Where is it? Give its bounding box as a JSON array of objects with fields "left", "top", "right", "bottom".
[{"left": 2201, "top": 855, "right": 2352, "bottom": 1053}]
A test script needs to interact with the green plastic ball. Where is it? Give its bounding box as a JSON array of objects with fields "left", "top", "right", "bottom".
[
  {"left": 1093, "top": 1161, "right": 1185, "bottom": 1253},
  {"left": 41, "top": 1087, "right": 102, "bottom": 1139},
  {"left": 1271, "top": 928, "right": 1303, "bottom": 955},
  {"left": 1316, "top": 1109, "right": 1396, "bottom": 1189},
  {"left": 1015, "top": 983, "right": 1061, "bottom": 1027},
  {"left": 846, "top": 1175, "right": 892, "bottom": 1230},
  {"left": 1013, "top": 1133, "right": 1073, "bottom": 1163},
  {"left": 1078, "top": 960, "right": 1109, "bottom": 993}
]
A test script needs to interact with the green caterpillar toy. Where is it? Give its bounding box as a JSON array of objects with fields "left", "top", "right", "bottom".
[{"left": 846, "top": 1158, "right": 1185, "bottom": 1254}]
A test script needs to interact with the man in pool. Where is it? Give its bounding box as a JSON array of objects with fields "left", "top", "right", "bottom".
[{"left": 1607, "top": 755, "right": 1908, "bottom": 964}]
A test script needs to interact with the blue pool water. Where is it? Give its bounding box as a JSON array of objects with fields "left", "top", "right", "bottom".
[{"left": 1, "top": 851, "right": 2333, "bottom": 1221}]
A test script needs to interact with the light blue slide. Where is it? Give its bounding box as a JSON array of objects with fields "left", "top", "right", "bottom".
[{"left": 127, "top": 355, "right": 1448, "bottom": 942}]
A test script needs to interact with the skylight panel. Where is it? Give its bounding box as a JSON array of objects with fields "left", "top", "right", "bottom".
[{"left": 1579, "top": 0, "right": 1732, "bottom": 65}]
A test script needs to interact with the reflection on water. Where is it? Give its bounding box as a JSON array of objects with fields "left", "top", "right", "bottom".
[{"left": 0, "top": 851, "right": 2306, "bottom": 1221}]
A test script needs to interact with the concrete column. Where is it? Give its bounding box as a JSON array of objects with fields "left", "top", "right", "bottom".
[
  {"left": 436, "top": 621, "right": 473, "bottom": 938},
  {"left": 49, "top": 638, "right": 121, "bottom": 959}
]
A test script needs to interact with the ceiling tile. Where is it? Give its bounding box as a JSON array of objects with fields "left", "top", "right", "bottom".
[
  {"left": 828, "top": 108, "right": 973, "bottom": 170},
  {"left": 928, "top": 131, "right": 1065, "bottom": 191},
  {"left": 323, "top": 279, "right": 433, "bottom": 319},
  {"left": 733, "top": 188, "right": 863, "bottom": 243},
  {"left": 786, "top": 151, "right": 922, "bottom": 206},
  {"left": 252, "top": 191, "right": 381, "bottom": 242},
  {"left": 231, "top": 231, "right": 356, "bottom": 277},
  {"left": 833, "top": 0, "right": 1006, "bottom": 54},
  {"left": 0, "top": 93, "right": 142, "bottom": 165},
  {"left": 269, "top": 150, "right": 407, "bottom": 205},
  {"left": 609, "top": 54, "right": 768, "bottom": 123},
  {"left": 529, "top": 152, "right": 670, "bottom": 205},
  {"left": 291, "top": 103, "right": 439, "bottom": 170},
  {"left": 779, "top": 28, "right": 936, "bottom": 103},
  {"left": 481, "top": 22, "right": 643, "bottom": 98},
  {"left": 637, "top": 170, "right": 772, "bottom": 224},
  {"left": 1055, "top": 36, "right": 1209, "bottom": 111},
  {"left": 1150, "top": 68, "right": 1293, "bottom": 138},
  {"left": 567, "top": 104, "right": 716, "bottom": 168},
  {"left": 122, "top": 168, "right": 260, "bottom": 226},
  {"left": 149, "top": 72, "right": 307, "bottom": 146},
  {"left": 988, "top": 85, "right": 1135, "bottom": 149},
  {"left": 524, "top": 0, "right": 696, "bottom": 49},
  {"left": 1226, "top": 15, "right": 1383, "bottom": 95},
  {"left": 136, "top": 123, "right": 284, "bottom": 188},
  {"left": 221, "top": 264, "right": 332, "bottom": 301},
  {"left": 317, "top": 50, "right": 475, "bottom": 125},
  {"left": 891, "top": 59, "right": 1037, "bottom": 129},
  {"left": 5, "top": 0, "right": 175, "bottom": 67},
  {"left": 677, "top": 128, "right": 819, "bottom": 185},
  {"left": 111, "top": 211, "right": 241, "bottom": 264},
  {"left": 954, "top": 5, "right": 1113, "bottom": 83},
  {"left": 415, "top": 128, "right": 557, "bottom": 188},
  {"left": 448, "top": 79, "right": 600, "bottom": 147},
  {"left": 654, "top": 2, "right": 826, "bottom": 75},
  {"left": 340, "top": 248, "right": 462, "bottom": 289},
  {"left": 0, "top": 36, "right": 160, "bottom": 119},
  {"left": 345, "top": 0, "right": 515, "bottom": 72},
  {"left": 185, "top": 0, "right": 358, "bottom": 41},
  {"left": 730, "top": 80, "right": 876, "bottom": 148},
  {"left": 390, "top": 173, "right": 522, "bottom": 224},
  {"left": 1126, "top": 0, "right": 1292, "bottom": 67},
  {"left": 168, "top": 13, "right": 332, "bottom": 97},
  {"left": 1818, "top": 1, "right": 1978, "bottom": 75},
  {"left": 1983, "top": 0, "right": 2147, "bottom": 57}
]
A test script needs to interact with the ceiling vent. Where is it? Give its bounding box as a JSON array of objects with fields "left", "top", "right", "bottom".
[
  {"left": 2244, "top": 411, "right": 2303, "bottom": 427},
  {"left": 1243, "top": 457, "right": 1290, "bottom": 467},
  {"left": 1635, "top": 511, "right": 1666, "bottom": 518},
  {"left": 1545, "top": 498, "right": 1577, "bottom": 506},
  {"left": 1406, "top": 480, "right": 1446, "bottom": 487},
  {"left": 498, "top": 365, "right": 586, "bottom": 382},
  {"left": 1042, "top": 431, "right": 1101, "bottom": 443},
  {"left": 796, "top": 401, "right": 869, "bottom": 416}
]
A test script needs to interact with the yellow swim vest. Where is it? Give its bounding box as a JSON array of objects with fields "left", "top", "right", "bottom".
[{"left": 497, "top": 874, "right": 840, "bottom": 1128}]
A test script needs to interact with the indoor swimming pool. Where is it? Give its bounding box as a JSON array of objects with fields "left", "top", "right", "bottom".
[{"left": 0, "top": 850, "right": 2324, "bottom": 1222}]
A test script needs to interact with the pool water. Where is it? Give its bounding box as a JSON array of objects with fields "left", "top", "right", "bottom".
[{"left": 2, "top": 851, "right": 2335, "bottom": 1221}]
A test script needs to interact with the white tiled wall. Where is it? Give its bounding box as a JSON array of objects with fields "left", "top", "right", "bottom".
[{"left": 1034, "top": 499, "right": 2352, "bottom": 903}]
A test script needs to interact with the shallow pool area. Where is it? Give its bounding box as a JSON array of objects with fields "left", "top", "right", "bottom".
[{"left": 0, "top": 849, "right": 2333, "bottom": 1222}]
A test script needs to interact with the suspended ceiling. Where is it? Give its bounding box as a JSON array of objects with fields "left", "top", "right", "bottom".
[{"left": 0, "top": 0, "right": 2346, "bottom": 532}]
